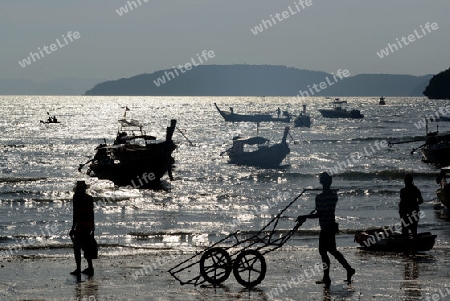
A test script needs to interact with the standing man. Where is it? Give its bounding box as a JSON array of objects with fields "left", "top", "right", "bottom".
[
  {"left": 70, "top": 181, "right": 95, "bottom": 276},
  {"left": 399, "top": 173, "right": 423, "bottom": 256},
  {"left": 298, "top": 172, "right": 355, "bottom": 288}
]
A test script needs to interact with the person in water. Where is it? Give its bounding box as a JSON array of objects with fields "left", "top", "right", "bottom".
[
  {"left": 297, "top": 172, "right": 355, "bottom": 288},
  {"left": 399, "top": 173, "right": 423, "bottom": 255},
  {"left": 70, "top": 181, "right": 95, "bottom": 276}
]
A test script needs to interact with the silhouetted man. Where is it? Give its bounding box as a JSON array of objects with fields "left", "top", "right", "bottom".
[
  {"left": 399, "top": 173, "right": 423, "bottom": 255},
  {"left": 298, "top": 172, "right": 355, "bottom": 288},
  {"left": 70, "top": 181, "right": 95, "bottom": 276}
]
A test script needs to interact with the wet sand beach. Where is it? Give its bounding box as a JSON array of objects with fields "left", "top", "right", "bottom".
[{"left": 1, "top": 243, "right": 450, "bottom": 301}]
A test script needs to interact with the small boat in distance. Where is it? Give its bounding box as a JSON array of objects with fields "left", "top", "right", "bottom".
[
  {"left": 355, "top": 229, "right": 436, "bottom": 252},
  {"left": 79, "top": 110, "right": 177, "bottom": 188},
  {"left": 294, "top": 105, "right": 311, "bottom": 128},
  {"left": 40, "top": 112, "right": 60, "bottom": 124},
  {"left": 224, "top": 127, "right": 290, "bottom": 168},
  {"left": 214, "top": 103, "right": 291, "bottom": 123},
  {"left": 318, "top": 99, "right": 364, "bottom": 119},
  {"left": 379, "top": 96, "right": 386, "bottom": 105}
]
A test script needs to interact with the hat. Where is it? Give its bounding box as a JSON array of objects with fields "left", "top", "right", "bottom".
[{"left": 73, "top": 180, "right": 90, "bottom": 192}]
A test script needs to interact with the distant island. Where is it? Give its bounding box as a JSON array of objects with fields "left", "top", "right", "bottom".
[
  {"left": 85, "top": 65, "right": 432, "bottom": 97},
  {"left": 423, "top": 67, "right": 450, "bottom": 100}
]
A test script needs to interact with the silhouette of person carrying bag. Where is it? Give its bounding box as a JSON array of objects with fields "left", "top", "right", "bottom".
[
  {"left": 69, "top": 181, "right": 97, "bottom": 276},
  {"left": 297, "top": 172, "right": 355, "bottom": 288}
]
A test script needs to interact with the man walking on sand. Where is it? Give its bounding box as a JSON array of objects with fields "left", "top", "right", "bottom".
[
  {"left": 69, "top": 181, "right": 95, "bottom": 276},
  {"left": 297, "top": 172, "right": 355, "bottom": 288}
]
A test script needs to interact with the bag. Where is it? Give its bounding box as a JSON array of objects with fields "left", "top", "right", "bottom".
[
  {"left": 83, "top": 233, "right": 98, "bottom": 259},
  {"left": 90, "top": 234, "right": 98, "bottom": 259},
  {"left": 334, "top": 222, "right": 339, "bottom": 234}
]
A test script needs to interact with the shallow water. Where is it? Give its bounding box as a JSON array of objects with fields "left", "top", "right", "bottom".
[{"left": 0, "top": 96, "right": 449, "bottom": 258}]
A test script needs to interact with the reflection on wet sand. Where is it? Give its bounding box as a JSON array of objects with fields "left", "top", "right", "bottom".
[
  {"left": 195, "top": 285, "right": 268, "bottom": 301},
  {"left": 74, "top": 277, "right": 99, "bottom": 301},
  {"left": 322, "top": 283, "right": 355, "bottom": 301},
  {"left": 401, "top": 260, "right": 421, "bottom": 301}
]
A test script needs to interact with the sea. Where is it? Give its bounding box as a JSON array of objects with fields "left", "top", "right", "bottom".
[{"left": 0, "top": 96, "right": 449, "bottom": 260}]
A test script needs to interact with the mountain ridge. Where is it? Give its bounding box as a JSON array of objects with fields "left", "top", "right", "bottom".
[{"left": 85, "top": 65, "right": 432, "bottom": 97}]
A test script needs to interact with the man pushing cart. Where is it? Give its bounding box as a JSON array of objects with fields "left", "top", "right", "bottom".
[{"left": 168, "top": 172, "right": 355, "bottom": 288}]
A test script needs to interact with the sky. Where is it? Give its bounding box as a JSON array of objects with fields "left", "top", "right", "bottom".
[{"left": 2, "top": 0, "right": 449, "bottom": 82}]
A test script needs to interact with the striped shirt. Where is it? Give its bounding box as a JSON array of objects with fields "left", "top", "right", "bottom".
[{"left": 315, "top": 190, "right": 338, "bottom": 231}]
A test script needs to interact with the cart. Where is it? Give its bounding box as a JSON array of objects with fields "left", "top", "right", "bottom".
[{"left": 168, "top": 188, "right": 324, "bottom": 288}]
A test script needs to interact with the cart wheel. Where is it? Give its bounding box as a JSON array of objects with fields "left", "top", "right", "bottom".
[
  {"left": 233, "top": 249, "right": 266, "bottom": 288},
  {"left": 199, "top": 247, "right": 232, "bottom": 285}
]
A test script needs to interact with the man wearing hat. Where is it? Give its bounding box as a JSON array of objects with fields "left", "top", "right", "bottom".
[
  {"left": 399, "top": 173, "right": 423, "bottom": 256},
  {"left": 297, "top": 172, "right": 355, "bottom": 288},
  {"left": 70, "top": 181, "right": 95, "bottom": 276}
]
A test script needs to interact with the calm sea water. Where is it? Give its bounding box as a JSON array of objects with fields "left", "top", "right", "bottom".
[{"left": 0, "top": 96, "right": 449, "bottom": 258}]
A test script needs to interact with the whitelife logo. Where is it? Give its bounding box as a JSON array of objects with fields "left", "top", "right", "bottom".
[
  {"left": 376, "top": 22, "right": 438, "bottom": 58},
  {"left": 153, "top": 50, "right": 215, "bottom": 87},
  {"left": 116, "top": 0, "right": 150, "bottom": 16},
  {"left": 18, "top": 31, "right": 81, "bottom": 68},
  {"left": 250, "top": 0, "right": 313, "bottom": 35}
]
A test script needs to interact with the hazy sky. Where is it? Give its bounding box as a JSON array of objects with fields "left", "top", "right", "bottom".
[{"left": 2, "top": 0, "right": 449, "bottom": 81}]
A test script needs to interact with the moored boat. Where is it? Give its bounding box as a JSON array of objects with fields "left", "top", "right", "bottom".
[
  {"left": 225, "top": 127, "right": 290, "bottom": 168},
  {"left": 40, "top": 120, "right": 60, "bottom": 124},
  {"left": 79, "top": 114, "right": 177, "bottom": 188},
  {"left": 388, "top": 124, "right": 450, "bottom": 166},
  {"left": 40, "top": 113, "right": 60, "bottom": 124},
  {"left": 355, "top": 229, "right": 436, "bottom": 252},
  {"left": 318, "top": 99, "right": 364, "bottom": 119},
  {"left": 420, "top": 130, "right": 450, "bottom": 166},
  {"left": 214, "top": 103, "right": 291, "bottom": 123},
  {"left": 294, "top": 105, "right": 312, "bottom": 128}
]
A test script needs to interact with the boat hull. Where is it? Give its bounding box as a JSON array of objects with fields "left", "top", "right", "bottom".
[
  {"left": 85, "top": 119, "right": 177, "bottom": 188},
  {"left": 40, "top": 120, "right": 60, "bottom": 124},
  {"left": 87, "top": 141, "right": 176, "bottom": 187},
  {"left": 319, "top": 109, "right": 364, "bottom": 119},
  {"left": 421, "top": 143, "right": 450, "bottom": 166},
  {"left": 355, "top": 230, "right": 436, "bottom": 252},
  {"left": 214, "top": 103, "right": 291, "bottom": 123},
  {"left": 294, "top": 114, "right": 311, "bottom": 128},
  {"left": 228, "top": 143, "right": 290, "bottom": 168},
  {"left": 437, "top": 187, "right": 450, "bottom": 208}
]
